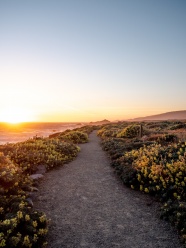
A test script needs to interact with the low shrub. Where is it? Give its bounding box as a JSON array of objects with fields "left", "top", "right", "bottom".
[
  {"left": 147, "top": 134, "right": 178, "bottom": 144},
  {"left": 117, "top": 142, "right": 186, "bottom": 244},
  {"left": 0, "top": 132, "right": 82, "bottom": 247},
  {"left": 58, "top": 131, "right": 89, "bottom": 144},
  {"left": 157, "top": 134, "right": 178, "bottom": 144},
  {"left": 117, "top": 125, "right": 140, "bottom": 138},
  {"left": 169, "top": 123, "right": 186, "bottom": 130},
  {"left": 73, "top": 125, "right": 98, "bottom": 134},
  {"left": 0, "top": 153, "right": 48, "bottom": 248},
  {"left": 97, "top": 128, "right": 118, "bottom": 138},
  {"left": 0, "top": 137, "right": 79, "bottom": 174},
  {"left": 160, "top": 200, "right": 186, "bottom": 244},
  {"left": 98, "top": 122, "right": 186, "bottom": 245}
]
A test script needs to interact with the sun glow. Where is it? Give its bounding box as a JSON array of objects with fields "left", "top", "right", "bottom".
[{"left": 0, "top": 107, "right": 35, "bottom": 124}]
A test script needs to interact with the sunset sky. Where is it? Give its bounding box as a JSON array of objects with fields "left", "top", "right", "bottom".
[{"left": 0, "top": 0, "right": 186, "bottom": 122}]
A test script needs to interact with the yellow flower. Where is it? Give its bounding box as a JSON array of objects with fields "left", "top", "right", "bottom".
[
  {"left": 33, "top": 234, "right": 38, "bottom": 242},
  {"left": 17, "top": 211, "right": 23, "bottom": 219},
  {"left": 156, "top": 185, "right": 160, "bottom": 190},
  {"left": 25, "top": 215, "right": 30, "bottom": 221},
  {"left": 1, "top": 171, "right": 6, "bottom": 176},
  {"left": 39, "top": 215, "right": 47, "bottom": 223},
  {"left": 33, "top": 220, "right": 38, "bottom": 228},
  {"left": 144, "top": 188, "right": 149, "bottom": 193},
  {"left": 181, "top": 181, "right": 185, "bottom": 187},
  {"left": 19, "top": 202, "right": 25, "bottom": 209},
  {"left": 7, "top": 229, "right": 12, "bottom": 234},
  {"left": 3, "top": 219, "right": 10, "bottom": 225},
  {"left": 23, "top": 235, "right": 30, "bottom": 247},
  {"left": 38, "top": 228, "right": 48, "bottom": 236},
  {"left": 137, "top": 174, "right": 141, "bottom": 181},
  {"left": 173, "top": 193, "right": 178, "bottom": 198},
  {"left": 0, "top": 239, "right": 6, "bottom": 247},
  {"left": 11, "top": 218, "right": 18, "bottom": 227}
]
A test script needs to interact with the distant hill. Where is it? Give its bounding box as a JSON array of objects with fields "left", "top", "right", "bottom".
[
  {"left": 88, "top": 119, "right": 110, "bottom": 125},
  {"left": 131, "top": 110, "right": 186, "bottom": 121}
]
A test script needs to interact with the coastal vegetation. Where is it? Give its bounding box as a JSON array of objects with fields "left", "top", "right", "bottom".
[
  {"left": 98, "top": 120, "right": 186, "bottom": 245},
  {"left": 49, "top": 130, "right": 88, "bottom": 144},
  {"left": 1, "top": 120, "right": 186, "bottom": 246},
  {"left": 0, "top": 128, "right": 89, "bottom": 247}
]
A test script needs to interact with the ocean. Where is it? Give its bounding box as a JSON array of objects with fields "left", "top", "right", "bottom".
[{"left": 0, "top": 122, "right": 84, "bottom": 144}]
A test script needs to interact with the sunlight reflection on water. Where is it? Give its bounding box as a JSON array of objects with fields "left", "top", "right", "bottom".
[{"left": 0, "top": 122, "right": 84, "bottom": 144}]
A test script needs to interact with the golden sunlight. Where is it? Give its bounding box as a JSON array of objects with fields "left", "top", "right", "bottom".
[{"left": 0, "top": 107, "right": 35, "bottom": 123}]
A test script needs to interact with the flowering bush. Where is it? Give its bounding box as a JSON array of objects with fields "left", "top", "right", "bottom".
[
  {"left": 169, "top": 122, "right": 186, "bottom": 130},
  {"left": 0, "top": 153, "right": 22, "bottom": 190},
  {"left": 0, "top": 153, "right": 48, "bottom": 247},
  {"left": 127, "top": 142, "right": 186, "bottom": 200},
  {"left": 117, "top": 125, "right": 140, "bottom": 138},
  {"left": 97, "top": 128, "right": 118, "bottom": 138},
  {"left": 0, "top": 128, "right": 84, "bottom": 247},
  {"left": 97, "top": 123, "right": 129, "bottom": 139},
  {"left": 58, "top": 131, "right": 89, "bottom": 144},
  {"left": 74, "top": 125, "right": 98, "bottom": 134},
  {"left": 0, "top": 137, "right": 79, "bottom": 174},
  {"left": 127, "top": 142, "right": 186, "bottom": 244},
  {"left": 98, "top": 122, "right": 186, "bottom": 245}
]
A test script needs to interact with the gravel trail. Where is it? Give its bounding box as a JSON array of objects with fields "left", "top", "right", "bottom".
[{"left": 34, "top": 131, "right": 183, "bottom": 248}]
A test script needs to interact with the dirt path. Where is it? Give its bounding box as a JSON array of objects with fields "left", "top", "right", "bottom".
[{"left": 34, "top": 131, "right": 182, "bottom": 248}]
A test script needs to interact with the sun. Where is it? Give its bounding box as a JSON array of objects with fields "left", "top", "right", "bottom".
[{"left": 0, "top": 107, "right": 35, "bottom": 124}]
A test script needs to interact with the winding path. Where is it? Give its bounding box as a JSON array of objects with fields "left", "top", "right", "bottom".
[{"left": 34, "top": 131, "right": 182, "bottom": 248}]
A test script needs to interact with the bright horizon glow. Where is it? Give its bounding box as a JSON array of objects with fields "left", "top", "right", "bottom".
[
  {"left": 0, "top": 1, "right": 186, "bottom": 122},
  {"left": 0, "top": 107, "right": 36, "bottom": 124}
]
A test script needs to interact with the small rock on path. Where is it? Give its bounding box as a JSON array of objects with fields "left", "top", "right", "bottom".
[{"left": 34, "top": 131, "right": 183, "bottom": 248}]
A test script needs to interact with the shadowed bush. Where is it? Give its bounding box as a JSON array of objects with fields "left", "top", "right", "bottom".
[
  {"left": 98, "top": 121, "right": 186, "bottom": 246},
  {"left": 0, "top": 153, "right": 48, "bottom": 248}
]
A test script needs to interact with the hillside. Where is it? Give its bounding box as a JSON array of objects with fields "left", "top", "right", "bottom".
[{"left": 132, "top": 110, "right": 186, "bottom": 121}]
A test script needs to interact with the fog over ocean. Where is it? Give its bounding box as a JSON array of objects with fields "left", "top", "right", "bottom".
[{"left": 0, "top": 122, "right": 84, "bottom": 144}]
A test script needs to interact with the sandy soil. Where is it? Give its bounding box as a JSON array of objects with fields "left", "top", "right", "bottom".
[{"left": 34, "top": 131, "right": 183, "bottom": 248}]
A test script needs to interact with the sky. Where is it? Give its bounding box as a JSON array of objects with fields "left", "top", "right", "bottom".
[{"left": 0, "top": 0, "right": 186, "bottom": 122}]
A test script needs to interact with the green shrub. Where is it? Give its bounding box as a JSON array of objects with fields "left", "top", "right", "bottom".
[
  {"left": 117, "top": 125, "right": 140, "bottom": 138},
  {"left": 111, "top": 141, "right": 186, "bottom": 244},
  {"left": 98, "top": 121, "right": 186, "bottom": 245},
  {"left": 0, "top": 137, "right": 79, "bottom": 174},
  {"left": 0, "top": 130, "right": 83, "bottom": 247},
  {"left": 73, "top": 125, "right": 98, "bottom": 134},
  {"left": 157, "top": 134, "right": 178, "bottom": 144},
  {"left": 97, "top": 128, "right": 118, "bottom": 138},
  {"left": 169, "top": 123, "right": 186, "bottom": 130},
  {"left": 0, "top": 153, "right": 48, "bottom": 248},
  {"left": 58, "top": 131, "right": 88, "bottom": 144}
]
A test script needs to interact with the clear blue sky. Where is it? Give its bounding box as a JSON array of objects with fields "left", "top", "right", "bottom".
[{"left": 0, "top": 0, "right": 186, "bottom": 122}]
